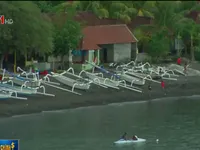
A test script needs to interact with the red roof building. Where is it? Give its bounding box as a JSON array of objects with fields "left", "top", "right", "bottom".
[
  {"left": 81, "top": 24, "right": 138, "bottom": 50},
  {"left": 71, "top": 24, "right": 138, "bottom": 67}
]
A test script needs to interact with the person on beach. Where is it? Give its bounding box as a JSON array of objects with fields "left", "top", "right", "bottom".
[
  {"left": 159, "top": 68, "right": 162, "bottom": 75},
  {"left": 177, "top": 57, "right": 181, "bottom": 65},
  {"left": 121, "top": 132, "right": 127, "bottom": 140},
  {"left": 161, "top": 80, "right": 166, "bottom": 95},
  {"left": 183, "top": 62, "right": 188, "bottom": 75},
  {"left": 148, "top": 83, "right": 152, "bottom": 97}
]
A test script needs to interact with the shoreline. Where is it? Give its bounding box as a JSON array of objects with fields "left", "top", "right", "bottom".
[
  {"left": 0, "top": 76, "right": 199, "bottom": 118},
  {"left": 10, "top": 94, "right": 200, "bottom": 119}
]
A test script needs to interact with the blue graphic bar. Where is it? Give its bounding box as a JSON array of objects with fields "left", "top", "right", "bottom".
[{"left": 0, "top": 139, "right": 19, "bottom": 150}]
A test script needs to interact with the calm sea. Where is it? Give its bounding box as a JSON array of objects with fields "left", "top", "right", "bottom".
[{"left": 0, "top": 96, "right": 200, "bottom": 150}]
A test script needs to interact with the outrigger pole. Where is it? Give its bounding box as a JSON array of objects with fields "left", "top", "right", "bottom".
[
  {"left": 86, "top": 61, "right": 142, "bottom": 93},
  {"left": 86, "top": 61, "right": 120, "bottom": 79}
]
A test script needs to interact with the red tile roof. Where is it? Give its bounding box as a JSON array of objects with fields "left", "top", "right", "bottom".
[{"left": 81, "top": 24, "right": 138, "bottom": 50}]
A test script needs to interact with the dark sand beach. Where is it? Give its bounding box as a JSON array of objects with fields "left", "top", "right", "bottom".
[{"left": 0, "top": 74, "right": 199, "bottom": 118}]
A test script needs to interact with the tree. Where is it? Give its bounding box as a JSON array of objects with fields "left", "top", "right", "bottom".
[
  {"left": 133, "top": 28, "right": 151, "bottom": 53},
  {"left": 53, "top": 1, "right": 109, "bottom": 19},
  {"left": 132, "top": 1, "right": 155, "bottom": 18},
  {"left": 34, "top": 1, "right": 53, "bottom": 13},
  {"left": 147, "top": 30, "right": 170, "bottom": 60},
  {"left": 107, "top": 1, "right": 137, "bottom": 23},
  {"left": 0, "top": 1, "right": 54, "bottom": 69},
  {"left": 53, "top": 6, "right": 83, "bottom": 69},
  {"left": 136, "top": 1, "right": 193, "bottom": 58},
  {"left": 53, "top": 1, "right": 140, "bottom": 23},
  {"left": 179, "top": 1, "right": 200, "bottom": 61},
  {"left": 181, "top": 21, "right": 200, "bottom": 61}
]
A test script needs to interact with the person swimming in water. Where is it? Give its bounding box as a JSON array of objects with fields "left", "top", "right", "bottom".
[
  {"left": 132, "top": 135, "right": 138, "bottom": 140},
  {"left": 121, "top": 132, "right": 127, "bottom": 140}
]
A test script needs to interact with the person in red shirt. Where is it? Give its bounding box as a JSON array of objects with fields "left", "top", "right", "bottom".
[
  {"left": 161, "top": 80, "right": 166, "bottom": 95},
  {"left": 177, "top": 57, "right": 181, "bottom": 65}
]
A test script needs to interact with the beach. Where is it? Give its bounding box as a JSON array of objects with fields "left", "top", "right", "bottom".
[{"left": 0, "top": 74, "right": 199, "bottom": 118}]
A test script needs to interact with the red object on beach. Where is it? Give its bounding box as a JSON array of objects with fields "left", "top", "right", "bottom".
[
  {"left": 177, "top": 57, "right": 181, "bottom": 65},
  {"left": 161, "top": 81, "right": 165, "bottom": 88},
  {"left": 40, "top": 70, "right": 48, "bottom": 75},
  {"left": 43, "top": 70, "right": 48, "bottom": 75},
  {"left": 44, "top": 70, "right": 48, "bottom": 75}
]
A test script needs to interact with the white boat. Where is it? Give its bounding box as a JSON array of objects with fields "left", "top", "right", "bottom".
[
  {"left": 51, "top": 72, "right": 90, "bottom": 90},
  {"left": 114, "top": 138, "right": 146, "bottom": 144},
  {"left": 11, "top": 76, "right": 41, "bottom": 87},
  {"left": 0, "top": 83, "right": 37, "bottom": 95},
  {"left": 1, "top": 68, "right": 41, "bottom": 88},
  {"left": 119, "top": 73, "right": 145, "bottom": 86},
  {"left": 0, "top": 90, "right": 12, "bottom": 99},
  {"left": 85, "top": 72, "right": 119, "bottom": 89},
  {"left": 0, "top": 89, "right": 27, "bottom": 100}
]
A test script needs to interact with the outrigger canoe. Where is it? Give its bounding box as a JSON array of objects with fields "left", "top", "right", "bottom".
[{"left": 114, "top": 138, "right": 146, "bottom": 144}]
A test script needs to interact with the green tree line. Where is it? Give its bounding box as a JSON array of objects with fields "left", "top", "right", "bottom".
[{"left": 1, "top": 1, "right": 200, "bottom": 70}]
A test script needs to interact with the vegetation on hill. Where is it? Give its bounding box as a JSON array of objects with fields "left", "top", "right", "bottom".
[{"left": 1, "top": 1, "right": 200, "bottom": 70}]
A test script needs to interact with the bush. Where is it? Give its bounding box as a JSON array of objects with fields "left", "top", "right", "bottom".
[{"left": 146, "top": 32, "right": 170, "bottom": 59}]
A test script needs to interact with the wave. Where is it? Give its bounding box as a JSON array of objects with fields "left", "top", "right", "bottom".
[{"left": 6, "top": 94, "right": 200, "bottom": 118}]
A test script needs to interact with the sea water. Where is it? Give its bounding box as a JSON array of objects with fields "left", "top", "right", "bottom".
[{"left": 0, "top": 97, "right": 200, "bottom": 150}]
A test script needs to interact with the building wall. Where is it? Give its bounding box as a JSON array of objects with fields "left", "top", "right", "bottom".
[{"left": 113, "top": 43, "right": 131, "bottom": 62}]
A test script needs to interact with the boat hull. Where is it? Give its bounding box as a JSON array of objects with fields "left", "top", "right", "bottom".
[
  {"left": 120, "top": 74, "right": 145, "bottom": 86},
  {"left": 0, "top": 91, "right": 12, "bottom": 99},
  {"left": 86, "top": 73, "right": 119, "bottom": 87},
  {"left": 114, "top": 138, "right": 146, "bottom": 144},
  {"left": 1, "top": 83, "right": 37, "bottom": 95},
  {"left": 54, "top": 76, "right": 90, "bottom": 90},
  {"left": 12, "top": 77, "right": 40, "bottom": 87}
]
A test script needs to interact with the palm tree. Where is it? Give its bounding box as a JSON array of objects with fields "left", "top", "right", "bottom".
[
  {"left": 107, "top": 1, "right": 137, "bottom": 23},
  {"left": 179, "top": 1, "right": 200, "bottom": 61},
  {"left": 136, "top": 1, "right": 192, "bottom": 57},
  {"left": 53, "top": 1, "right": 109, "bottom": 19},
  {"left": 132, "top": 1, "right": 155, "bottom": 18},
  {"left": 181, "top": 20, "right": 200, "bottom": 61}
]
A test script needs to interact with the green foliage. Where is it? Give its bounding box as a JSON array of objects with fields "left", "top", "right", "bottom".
[
  {"left": 53, "top": 5, "right": 82, "bottom": 58},
  {"left": 147, "top": 31, "right": 170, "bottom": 58},
  {"left": 132, "top": 1, "right": 155, "bottom": 18},
  {"left": 133, "top": 28, "right": 150, "bottom": 43},
  {"left": 108, "top": 2, "right": 137, "bottom": 23},
  {"left": 55, "top": 1, "right": 154, "bottom": 23},
  {"left": 34, "top": 1, "right": 53, "bottom": 13},
  {"left": 53, "top": 19, "right": 82, "bottom": 57},
  {"left": 0, "top": 1, "right": 54, "bottom": 56}
]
